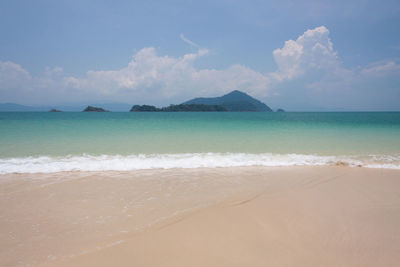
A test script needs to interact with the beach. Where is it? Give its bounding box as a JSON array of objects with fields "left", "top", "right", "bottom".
[
  {"left": 1, "top": 166, "right": 400, "bottom": 266},
  {"left": 2, "top": 1, "right": 400, "bottom": 265},
  {"left": 1, "top": 112, "right": 399, "bottom": 266}
]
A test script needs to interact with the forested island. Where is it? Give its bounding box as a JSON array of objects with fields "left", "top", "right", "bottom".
[
  {"left": 131, "top": 104, "right": 228, "bottom": 112},
  {"left": 82, "top": 106, "right": 109, "bottom": 112},
  {"left": 131, "top": 90, "right": 273, "bottom": 112},
  {"left": 1, "top": 90, "right": 285, "bottom": 112}
]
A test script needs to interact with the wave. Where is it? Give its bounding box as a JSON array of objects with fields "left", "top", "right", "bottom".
[{"left": 1, "top": 153, "right": 400, "bottom": 174}]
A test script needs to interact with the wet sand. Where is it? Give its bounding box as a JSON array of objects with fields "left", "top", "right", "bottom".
[{"left": 0, "top": 166, "right": 399, "bottom": 266}]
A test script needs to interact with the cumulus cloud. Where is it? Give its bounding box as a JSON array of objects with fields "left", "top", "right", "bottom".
[
  {"left": 0, "top": 26, "right": 399, "bottom": 109},
  {"left": 271, "top": 26, "right": 339, "bottom": 81},
  {"left": 59, "top": 26, "right": 346, "bottom": 101},
  {"left": 269, "top": 26, "right": 399, "bottom": 110},
  {"left": 64, "top": 46, "right": 269, "bottom": 100}
]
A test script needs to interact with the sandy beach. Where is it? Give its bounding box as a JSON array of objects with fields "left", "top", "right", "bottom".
[{"left": 1, "top": 166, "right": 399, "bottom": 266}]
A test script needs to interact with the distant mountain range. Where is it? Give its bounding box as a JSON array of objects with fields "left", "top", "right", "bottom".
[{"left": 0, "top": 91, "right": 274, "bottom": 112}]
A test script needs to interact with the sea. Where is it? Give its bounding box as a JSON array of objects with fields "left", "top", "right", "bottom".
[{"left": 0, "top": 112, "right": 399, "bottom": 174}]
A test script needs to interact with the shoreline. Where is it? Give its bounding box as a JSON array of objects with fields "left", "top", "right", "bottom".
[
  {"left": 1, "top": 166, "right": 399, "bottom": 266},
  {"left": 1, "top": 152, "right": 400, "bottom": 175}
]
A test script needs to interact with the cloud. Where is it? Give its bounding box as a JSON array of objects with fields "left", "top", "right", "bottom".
[
  {"left": 360, "top": 60, "right": 400, "bottom": 77},
  {"left": 0, "top": 61, "right": 31, "bottom": 88},
  {"left": 64, "top": 26, "right": 344, "bottom": 101},
  {"left": 269, "top": 26, "right": 400, "bottom": 110},
  {"left": 0, "top": 26, "right": 399, "bottom": 109},
  {"left": 180, "top": 34, "right": 200, "bottom": 48},
  {"left": 271, "top": 26, "right": 339, "bottom": 81},
  {"left": 64, "top": 47, "right": 271, "bottom": 100}
]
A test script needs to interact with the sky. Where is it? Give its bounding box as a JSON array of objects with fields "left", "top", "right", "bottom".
[{"left": 0, "top": 0, "right": 399, "bottom": 111}]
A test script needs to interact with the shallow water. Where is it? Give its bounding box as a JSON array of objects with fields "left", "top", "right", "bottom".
[{"left": 0, "top": 112, "right": 399, "bottom": 172}]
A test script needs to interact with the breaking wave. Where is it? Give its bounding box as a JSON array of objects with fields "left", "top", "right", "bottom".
[{"left": 1, "top": 153, "right": 399, "bottom": 174}]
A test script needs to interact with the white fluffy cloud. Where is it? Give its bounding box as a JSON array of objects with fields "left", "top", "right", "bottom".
[
  {"left": 67, "top": 26, "right": 340, "bottom": 98},
  {"left": 272, "top": 26, "right": 339, "bottom": 80},
  {"left": 67, "top": 47, "right": 211, "bottom": 95},
  {"left": 64, "top": 47, "right": 270, "bottom": 99},
  {"left": 0, "top": 26, "right": 399, "bottom": 109}
]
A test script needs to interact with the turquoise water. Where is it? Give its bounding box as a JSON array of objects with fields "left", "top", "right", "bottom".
[{"left": 0, "top": 112, "right": 399, "bottom": 173}]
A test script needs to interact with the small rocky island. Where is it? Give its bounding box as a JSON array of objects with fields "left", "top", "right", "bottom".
[
  {"left": 49, "top": 108, "right": 62, "bottom": 112},
  {"left": 83, "top": 106, "right": 109, "bottom": 112},
  {"left": 276, "top": 108, "right": 285, "bottom": 112}
]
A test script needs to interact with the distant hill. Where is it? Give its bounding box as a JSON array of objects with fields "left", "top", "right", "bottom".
[{"left": 183, "top": 90, "right": 272, "bottom": 112}]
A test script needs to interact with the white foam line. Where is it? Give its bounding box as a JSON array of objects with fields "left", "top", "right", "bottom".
[{"left": 0, "top": 153, "right": 399, "bottom": 174}]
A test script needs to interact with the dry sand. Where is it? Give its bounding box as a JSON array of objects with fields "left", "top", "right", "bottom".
[{"left": 0, "top": 166, "right": 399, "bottom": 266}]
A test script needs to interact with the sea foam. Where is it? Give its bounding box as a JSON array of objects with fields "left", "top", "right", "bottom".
[{"left": 0, "top": 153, "right": 399, "bottom": 174}]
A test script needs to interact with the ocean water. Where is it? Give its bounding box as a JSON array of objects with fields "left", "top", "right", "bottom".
[{"left": 0, "top": 112, "right": 399, "bottom": 173}]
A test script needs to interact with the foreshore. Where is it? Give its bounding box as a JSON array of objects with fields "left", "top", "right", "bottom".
[{"left": 1, "top": 166, "right": 399, "bottom": 266}]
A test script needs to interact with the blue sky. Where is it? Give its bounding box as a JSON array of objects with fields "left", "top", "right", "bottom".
[{"left": 0, "top": 0, "right": 399, "bottom": 110}]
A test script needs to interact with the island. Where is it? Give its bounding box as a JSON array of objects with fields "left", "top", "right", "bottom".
[
  {"left": 130, "top": 105, "right": 159, "bottom": 112},
  {"left": 131, "top": 104, "right": 227, "bottom": 112},
  {"left": 82, "top": 106, "right": 109, "bottom": 112},
  {"left": 183, "top": 90, "right": 272, "bottom": 112},
  {"left": 131, "top": 90, "right": 272, "bottom": 112},
  {"left": 49, "top": 108, "right": 62, "bottom": 112},
  {"left": 276, "top": 108, "right": 285, "bottom": 112}
]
